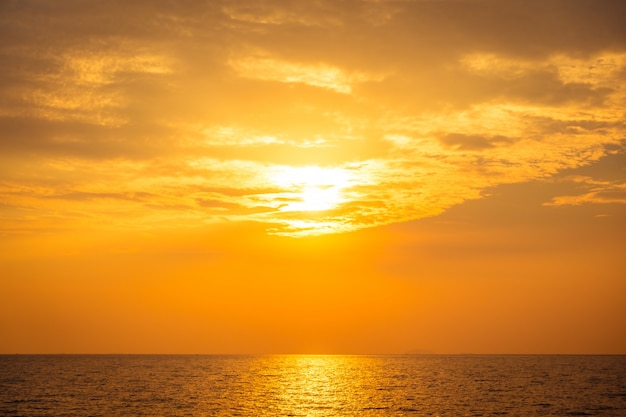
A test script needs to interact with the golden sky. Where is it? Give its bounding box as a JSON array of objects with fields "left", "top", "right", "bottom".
[{"left": 1, "top": 0, "right": 625, "bottom": 354}]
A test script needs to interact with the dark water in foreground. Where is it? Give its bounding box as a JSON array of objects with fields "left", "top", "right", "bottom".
[{"left": 1, "top": 355, "right": 625, "bottom": 416}]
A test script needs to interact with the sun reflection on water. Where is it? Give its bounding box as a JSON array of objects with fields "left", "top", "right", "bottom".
[{"left": 272, "top": 355, "right": 356, "bottom": 416}]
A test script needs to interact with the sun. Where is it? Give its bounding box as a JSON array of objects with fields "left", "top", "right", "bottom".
[{"left": 270, "top": 166, "right": 353, "bottom": 212}]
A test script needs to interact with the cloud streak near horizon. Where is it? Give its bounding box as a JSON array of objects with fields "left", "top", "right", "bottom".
[{"left": 1, "top": 0, "right": 625, "bottom": 236}]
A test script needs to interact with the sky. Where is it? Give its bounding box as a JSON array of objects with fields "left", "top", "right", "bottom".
[{"left": 1, "top": 0, "right": 625, "bottom": 354}]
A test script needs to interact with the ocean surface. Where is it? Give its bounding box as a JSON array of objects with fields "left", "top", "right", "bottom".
[{"left": 1, "top": 355, "right": 625, "bottom": 416}]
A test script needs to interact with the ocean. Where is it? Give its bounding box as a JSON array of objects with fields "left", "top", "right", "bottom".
[{"left": 1, "top": 354, "right": 625, "bottom": 416}]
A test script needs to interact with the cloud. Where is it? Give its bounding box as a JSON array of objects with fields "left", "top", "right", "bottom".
[
  {"left": 221, "top": 1, "right": 344, "bottom": 27},
  {"left": 1, "top": 0, "right": 625, "bottom": 236},
  {"left": 545, "top": 176, "right": 626, "bottom": 206},
  {"left": 438, "top": 133, "right": 518, "bottom": 151},
  {"left": 229, "top": 55, "right": 384, "bottom": 94}
]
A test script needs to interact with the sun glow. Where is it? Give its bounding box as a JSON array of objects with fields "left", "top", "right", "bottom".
[{"left": 270, "top": 166, "right": 353, "bottom": 212}]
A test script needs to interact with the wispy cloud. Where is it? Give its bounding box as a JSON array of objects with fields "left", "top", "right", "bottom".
[
  {"left": 229, "top": 55, "right": 384, "bottom": 94},
  {"left": 545, "top": 176, "right": 626, "bottom": 206}
]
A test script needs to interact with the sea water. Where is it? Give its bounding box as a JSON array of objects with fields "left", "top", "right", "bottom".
[{"left": 1, "top": 354, "right": 625, "bottom": 416}]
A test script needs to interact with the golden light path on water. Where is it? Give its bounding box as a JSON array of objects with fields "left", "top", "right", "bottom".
[
  {"left": 273, "top": 356, "right": 356, "bottom": 416},
  {"left": 246, "top": 355, "right": 403, "bottom": 416}
]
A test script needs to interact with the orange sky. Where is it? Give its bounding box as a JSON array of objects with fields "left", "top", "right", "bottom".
[{"left": 1, "top": 0, "right": 625, "bottom": 354}]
